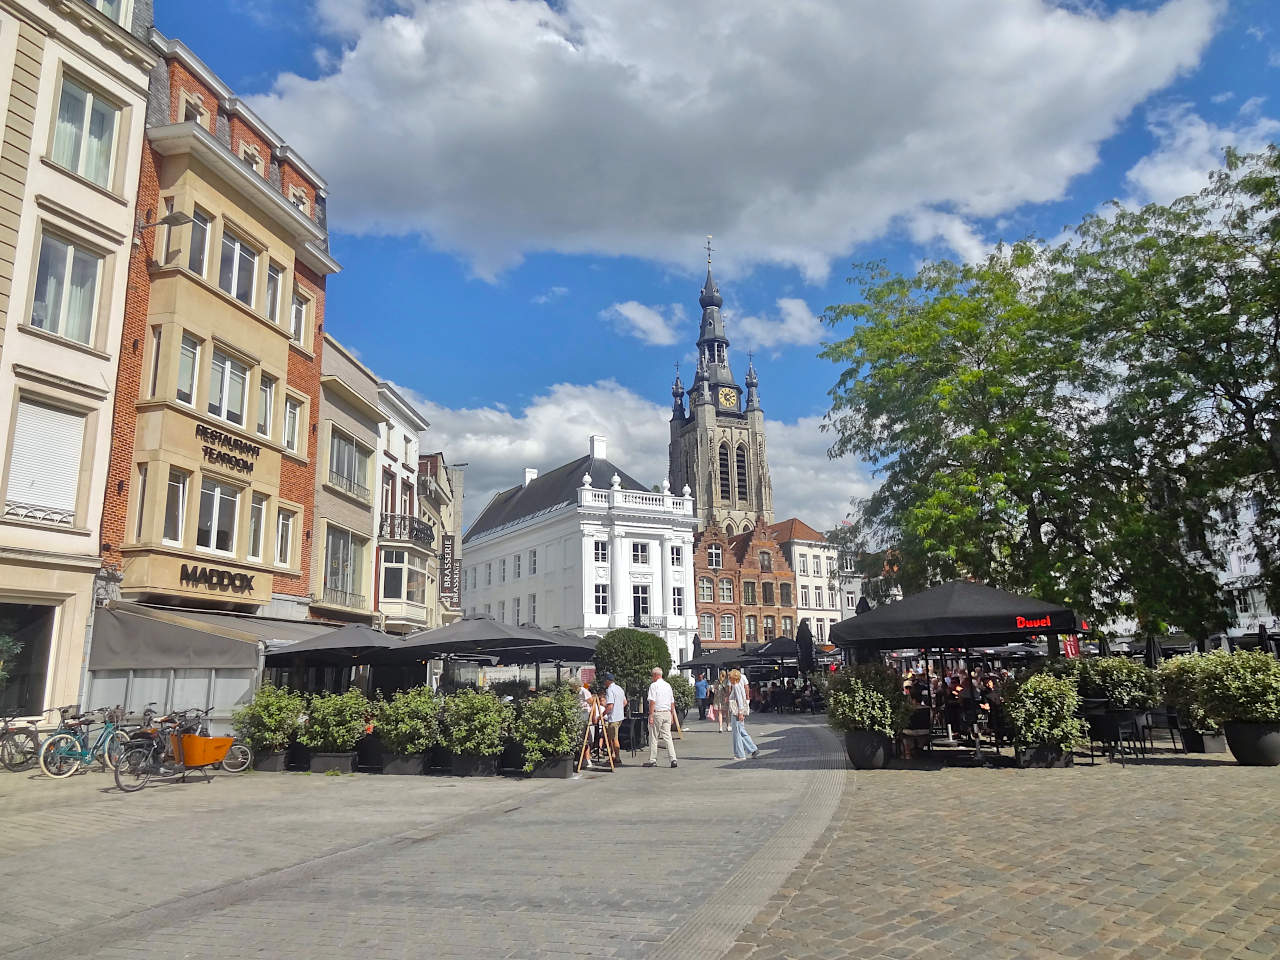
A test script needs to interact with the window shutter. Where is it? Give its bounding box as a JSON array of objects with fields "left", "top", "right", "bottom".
[{"left": 6, "top": 400, "right": 84, "bottom": 513}]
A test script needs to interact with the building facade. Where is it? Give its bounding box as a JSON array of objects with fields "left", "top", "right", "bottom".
[
  {"left": 768, "top": 518, "right": 841, "bottom": 643},
  {"left": 668, "top": 256, "right": 774, "bottom": 533},
  {"left": 100, "top": 33, "right": 339, "bottom": 619},
  {"left": 418, "top": 450, "right": 463, "bottom": 627},
  {"left": 374, "top": 381, "right": 432, "bottom": 633},
  {"left": 309, "top": 334, "right": 380, "bottom": 623},
  {"left": 463, "top": 436, "right": 699, "bottom": 666},
  {"left": 692, "top": 522, "right": 796, "bottom": 648},
  {"left": 0, "top": 0, "right": 154, "bottom": 715}
]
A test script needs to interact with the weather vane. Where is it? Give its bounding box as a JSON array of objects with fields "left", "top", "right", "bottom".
[{"left": 705, "top": 234, "right": 714, "bottom": 265}]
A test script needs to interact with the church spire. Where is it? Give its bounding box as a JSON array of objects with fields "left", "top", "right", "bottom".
[{"left": 695, "top": 236, "right": 735, "bottom": 391}]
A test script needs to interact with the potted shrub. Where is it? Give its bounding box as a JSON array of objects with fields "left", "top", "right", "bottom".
[
  {"left": 668, "top": 674, "right": 695, "bottom": 725},
  {"left": 1077, "top": 657, "right": 1158, "bottom": 711},
  {"left": 1005, "top": 673, "right": 1087, "bottom": 767},
  {"left": 231, "top": 683, "right": 306, "bottom": 772},
  {"left": 1157, "top": 655, "right": 1225, "bottom": 753},
  {"left": 442, "top": 688, "right": 513, "bottom": 776},
  {"left": 375, "top": 686, "right": 442, "bottom": 775},
  {"left": 825, "top": 666, "right": 908, "bottom": 769},
  {"left": 1197, "top": 649, "right": 1280, "bottom": 766},
  {"left": 513, "top": 686, "right": 583, "bottom": 777},
  {"left": 298, "top": 688, "right": 370, "bottom": 773},
  {"left": 594, "top": 628, "right": 672, "bottom": 704}
]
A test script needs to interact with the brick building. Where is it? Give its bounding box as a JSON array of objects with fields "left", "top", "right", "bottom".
[{"left": 692, "top": 521, "right": 796, "bottom": 648}]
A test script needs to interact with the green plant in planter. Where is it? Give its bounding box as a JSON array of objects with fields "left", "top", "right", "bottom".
[
  {"left": 513, "top": 686, "right": 582, "bottom": 772},
  {"left": 299, "top": 688, "right": 370, "bottom": 753},
  {"left": 375, "top": 686, "right": 442, "bottom": 756},
  {"left": 827, "top": 686, "right": 897, "bottom": 739},
  {"left": 1077, "top": 657, "right": 1158, "bottom": 709},
  {"left": 668, "top": 674, "right": 695, "bottom": 714},
  {"left": 488, "top": 678, "right": 532, "bottom": 700},
  {"left": 827, "top": 665, "right": 911, "bottom": 728},
  {"left": 231, "top": 683, "right": 307, "bottom": 753},
  {"left": 1157, "top": 655, "right": 1217, "bottom": 733},
  {"left": 1197, "top": 649, "right": 1280, "bottom": 726},
  {"left": 1006, "top": 674, "right": 1087, "bottom": 752},
  {"left": 594, "top": 629, "right": 672, "bottom": 701},
  {"left": 442, "top": 688, "right": 513, "bottom": 757}
]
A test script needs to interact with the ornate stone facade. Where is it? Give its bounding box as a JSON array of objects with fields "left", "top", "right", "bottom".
[{"left": 692, "top": 521, "right": 796, "bottom": 648}]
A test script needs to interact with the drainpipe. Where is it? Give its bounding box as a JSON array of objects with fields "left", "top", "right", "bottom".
[{"left": 77, "top": 563, "right": 123, "bottom": 711}]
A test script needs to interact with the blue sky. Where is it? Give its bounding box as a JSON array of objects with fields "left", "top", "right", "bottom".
[{"left": 156, "top": 0, "right": 1279, "bottom": 530}]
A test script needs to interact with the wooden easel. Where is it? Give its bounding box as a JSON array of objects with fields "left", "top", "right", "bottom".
[{"left": 576, "top": 699, "right": 614, "bottom": 772}]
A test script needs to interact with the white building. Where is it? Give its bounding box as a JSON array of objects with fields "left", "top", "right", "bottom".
[
  {"left": 768, "top": 519, "right": 842, "bottom": 643},
  {"left": 375, "top": 381, "right": 434, "bottom": 634},
  {"left": 462, "top": 436, "right": 699, "bottom": 666},
  {"left": 1216, "top": 499, "right": 1277, "bottom": 640}
]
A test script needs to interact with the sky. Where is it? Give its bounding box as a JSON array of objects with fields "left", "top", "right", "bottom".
[{"left": 156, "top": 0, "right": 1280, "bottom": 533}]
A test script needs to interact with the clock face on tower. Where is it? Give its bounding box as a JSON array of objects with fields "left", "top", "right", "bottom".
[{"left": 718, "top": 387, "right": 738, "bottom": 408}]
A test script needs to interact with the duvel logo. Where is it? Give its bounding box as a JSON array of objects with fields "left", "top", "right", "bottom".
[{"left": 1015, "top": 615, "right": 1052, "bottom": 629}]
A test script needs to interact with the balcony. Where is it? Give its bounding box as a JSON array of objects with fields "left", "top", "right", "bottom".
[
  {"left": 328, "top": 469, "right": 370, "bottom": 502},
  {"left": 380, "top": 513, "right": 435, "bottom": 549},
  {"left": 631, "top": 615, "right": 662, "bottom": 629},
  {"left": 322, "top": 586, "right": 366, "bottom": 610}
]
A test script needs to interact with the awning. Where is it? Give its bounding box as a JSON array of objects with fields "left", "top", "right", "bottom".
[
  {"left": 89, "top": 603, "right": 264, "bottom": 670},
  {"left": 148, "top": 607, "right": 334, "bottom": 648}
]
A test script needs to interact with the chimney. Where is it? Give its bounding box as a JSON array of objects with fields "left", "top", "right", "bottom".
[
  {"left": 523, "top": 468, "right": 538, "bottom": 487},
  {"left": 589, "top": 435, "right": 607, "bottom": 460}
]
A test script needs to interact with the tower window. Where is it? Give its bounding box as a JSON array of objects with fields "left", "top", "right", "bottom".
[
  {"left": 735, "top": 444, "right": 748, "bottom": 500},
  {"left": 718, "top": 443, "right": 731, "bottom": 501}
]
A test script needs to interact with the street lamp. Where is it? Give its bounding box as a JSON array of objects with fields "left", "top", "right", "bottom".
[{"left": 133, "top": 209, "right": 193, "bottom": 246}]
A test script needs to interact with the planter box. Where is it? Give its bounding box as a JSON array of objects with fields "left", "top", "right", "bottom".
[
  {"left": 286, "top": 742, "right": 310, "bottom": 771},
  {"left": 309, "top": 751, "right": 356, "bottom": 774},
  {"left": 450, "top": 754, "right": 500, "bottom": 777},
  {"left": 529, "top": 757, "right": 573, "bottom": 779},
  {"left": 251, "top": 750, "right": 287, "bottom": 772},
  {"left": 1223, "top": 722, "right": 1280, "bottom": 766},
  {"left": 426, "top": 745, "right": 451, "bottom": 770},
  {"left": 381, "top": 753, "right": 425, "bottom": 775},
  {"left": 499, "top": 741, "right": 525, "bottom": 771},
  {"left": 1016, "top": 746, "right": 1074, "bottom": 768},
  {"left": 843, "top": 730, "right": 891, "bottom": 770},
  {"left": 1183, "top": 730, "right": 1227, "bottom": 754}
]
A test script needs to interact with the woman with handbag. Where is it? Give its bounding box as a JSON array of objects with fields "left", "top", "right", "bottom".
[{"left": 728, "top": 668, "right": 759, "bottom": 759}]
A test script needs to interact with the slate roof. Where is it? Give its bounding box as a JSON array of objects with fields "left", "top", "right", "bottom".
[{"left": 463, "top": 454, "right": 649, "bottom": 543}]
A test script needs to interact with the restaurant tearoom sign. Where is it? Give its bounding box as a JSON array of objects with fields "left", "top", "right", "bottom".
[{"left": 196, "top": 424, "right": 261, "bottom": 475}]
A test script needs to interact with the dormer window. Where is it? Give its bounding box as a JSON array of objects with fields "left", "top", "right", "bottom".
[
  {"left": 179, "top": 91, "right": 211, "bottom": 132},
  {"left": 85, "top": 0, "right": 128, "bottom": 25},
  {"left": 239, "top": 142, "right": 265, "bottom": 176},
  {"left": 288, "top": 185, "right": 311, "bottom": 216}
]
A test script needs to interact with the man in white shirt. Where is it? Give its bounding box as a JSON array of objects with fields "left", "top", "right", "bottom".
[
  {"left": 643, "top": 667, "right": 678, "bottom": 768},
  {"left": 603, "top": 672, "right": 627, "bottom": 765}
]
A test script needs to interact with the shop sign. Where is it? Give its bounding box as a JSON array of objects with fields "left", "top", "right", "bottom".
[
  {"left": 440, "top": 535, "right": 459, "bottom": 605},
  {"left": 180, "top": 563, "right": 256, "bottom": 593},
  {"left": 196, "top": 424, "right": 261, "bottom": 475},
  {"left": 1015, "top": 615, "right": 1052, "bottom": 629},
  {"left": 1062, "top": 637, "right": 1081, "bottom": 659}
]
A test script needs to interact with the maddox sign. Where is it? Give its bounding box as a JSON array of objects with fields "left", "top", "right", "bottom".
[{"left": 180, "top": 564, "right": 256, "bottom": 593}]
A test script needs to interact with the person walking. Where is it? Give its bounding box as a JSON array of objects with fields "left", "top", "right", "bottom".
[
  {"left": 643, "top": 667, "right": 678, "bottom": 768},
  {"left": 694, "top": 673, "right": 709, "bottom": 721},
  {"left": 728, "top": 668, "right": 759, "bottom": 759},
  {"left": 603, "top": 672, "right": 627, "bottom": 764},
  {"left": 714, "top": 670, "right": 731, "bottom": 733}
]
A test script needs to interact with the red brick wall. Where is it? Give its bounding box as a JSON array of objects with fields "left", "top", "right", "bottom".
[
  {"left": 100, "top": 143, "right": 162, "bottom": 567},
  {"left": 228, "top": 117, "right": 270, "bottom": 181},
  {"left": 168, "top": 62, "right": 218, "bottom": 132},
  {"left": 275, "top": 263, "right": 325, "bottom": 600},
  {"left": 279, "top": 163, "right": 317, "bottom": 221},
  {"left": 693, "top": 523, "right": 797, "bottom": 646}
]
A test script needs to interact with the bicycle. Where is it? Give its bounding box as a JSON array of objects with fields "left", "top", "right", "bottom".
[
  {"left": 0, "top": 708, "right": 53, "bottom": 772},
  {"left": 220, "top": 738, "right": 253, "bottom": 773},
  {"left": 39, "top": 707, "right": 129, "bottom": 778},
  {"left": 115, "top": 708, "right": 233, "bottom": 792}
]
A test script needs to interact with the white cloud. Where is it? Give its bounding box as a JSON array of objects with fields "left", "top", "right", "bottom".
[
  {"left": 247, "top": 0, "right": 1220, "bottom": 281},
  {"left": 532, "top": 285, "right": 569, "bottom": 304},
  {"left": 398, "top": 379, "right": 871, "bottom": 533},
  {"left": 1210, "top": 91, "right": 1234, "bottom": 104},
  {"left": 905, "top": 210, "right": 992, "bottom": 264},
  {"left": 601, "top": 301, "right": 684, "bottom": 346},
  {"left": 729, "top": 299, "right": 825, "bottom": 354}
]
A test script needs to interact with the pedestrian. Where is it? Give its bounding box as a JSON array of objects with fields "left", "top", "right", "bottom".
[
  {"left": 603, "top": 672, "right": 627, "bottom": 764},
  {"left": 579, "top": 677, "right": 594, "bottom": 724},
  {"left": 643, "top": 667, "right": 678, "bottom": 768},
  {"left": 695, "top": 673, "right": 709, "bottom": 721},
  {"left": 714, "top": 670, "right": 731, "bottom": 733},
  {"left": 728, "top": 668, "right": 759, "bottom": 759}
]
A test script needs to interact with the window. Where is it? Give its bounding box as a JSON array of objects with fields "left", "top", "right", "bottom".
[
  {"left": 594, "top": 584, "right": 609, "bottom": 615},
  {"left": 594, "top": 541, "right": 608, "bottom": 563},
  {"left": 497, "top": 600, "right": 505, "bottom": 623},
  {"left": 163, "top": 469, "right": 187, "bottom": 544},
  {"left": 207, "top": 350, "right": 249, "bottom": 426},
  {"left": 381, "top": 471, "right": 395, "bottom": 515},
  {"left": 218, "top": 229, "right": 257, "bottom": 306},
  {"left": 698, "top": 577, "right": 713, "bottom": 603},
  {"left": 256, "top": 375, "right": 275, "bottom": 437},
  {"left": 762, "top": 582, "right": 775, "bottom": 606},
  {"left": 670, "top": 545, "right": 683, "bottom": 567},
  {"left": 288, "top": 185, "right": 311, "bottom": 215},
  {"left": 484, "top": 603, "right": 491, "bottom": 615},
  {"left": 813, "top": 586, "right": 823, "bottom": 609},
  {"left": 133, "top": 464, "right": 147, "bottom": 541},
  {"left": 328, "top": 429, "right": 370, "bottom": 500},
  {"left": 247, "top": 493, "right": 266, "bottom": 561},
  {"left": 513, "top": 597, "right": 521, "bottom": 624},
  {"left": 499, "top": 558, "right": 506, "bottom": 583},
  {"left": 404, "top": 435, "right": 412, "bottom": 463},
  {"left": 718, "top": 578, "right": 734, "bottom": 603},
  {"left": 632, "top": 585, "right": 650, "bottom": 618},
  {"left": 841, "top": 553, "right": 856, "bottom": 573},
  {"left": 469, "top": 568, "right": 476, "bottom": 590},
  {"left": 51, "top": 76, "right": 118, "bottom": 187},
  {"left": 4, "top": 399, "right": 84, "bottom": 523},
  {"left": 764, "top": 616, "right": 776, "bottom": 641},
  {"left": 782, "top": 616, "right": 793, "bottom": 636},
  {"left": 85, "top": 0, "right": 127, "bottom": 25},
  {"left": 743, "top": 581, "right": 757, "bottom": 605},
  {"left": 828, "top": 558, "right": 838, "bottom": 578},
  {"left": 528, "top": 594, "right": 537, "bottom": 625},
  {"left": 700, "top": 613, "right": 715, "bottom": 639},
  {"left": 383, "top": 548, "right": 405, "bottom": 600},
  {"left": 485, "top": 562, "right": 492, "bottom": 586},
  {"left": 720, "top": 614, "right": 735, "bottom": 642},
  {"left": 672, "top": 587, "right": 684, "bottom": 617},
  {"left": 745, "top": 615, "right": 757, "bottom": 639},
  {"left": 324, "top": 526, "right": 367, "bottom": 606},
  {"left": 276, "top": 508, "right": 294, "bottom": 566},
  {"left": 196, "top": 478, "right": 238, "bottom": 553},
  {"left": 188, "top": 210, "right": 210, "bottom": 276},
  {"left": 759, "top": 551, "right": 773, "bottom": 572},
  {"left": 289, "top": 293, "right": 307, "bottom": 342},
  {"left": 797, "top": 555, "right": 808, "bottom": 576},
  {"left": 800, "top": 585, "right": 810, "bottom": 608},
  {"left": 513, "top": 552, "right": 521, "bottom": 579},
  {"left": 283, "top": 396, "right": 302, "bottom": 453},
  {"left": 718, "top": 443, "right": 731, "bottom": 500},
  {"left": 147, "top": 327, "right": 162, "bottom": 397},
  {"left": 31, "top": 232, "right": 101, "bottom": 345},
  {"left": 265, "top": 264, "right": 283, "bottom": 324},
  {"left": 632, "top": 542, "right": 649, "bottom": 564},
  {"left": 735, "top": 444, "right": 748, "bottom": 500},
  {"left": 846, "top": 592, "right": 857, "bottom": 609},
  {"left": 707, "top": 544, "right": 722, "bottom": 569},
  {"left": 239, "top": 142, "right": 264, "bottom": 175},
  {"left": 781, "top": 582, "right": 793, "bottom": 607},
  {"left": 817, "top": 621, "right": 826, "bottom": 641},
  {"left": 528, "top": 549, "right": 537, "bottom": 574}
]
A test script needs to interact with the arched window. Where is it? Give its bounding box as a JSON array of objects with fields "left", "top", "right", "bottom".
[
  {"left": 724, "top": 520, "right": 735, "bottom": 536},
  {"left": 720, "top": 614, "right": 735, "bottom": 642},
  {"left": 718, "top": 442, "right": 731, "bottom": 500},
  {"left": 698, "top": 577, "right": 713, "bottom": 603},
  {"left": 735, "top": 443, "right": 748, "bottom": 500},
  {"left": 759, "top": 551, "right": 773, "bottom": 572},
  {"left": 719, "top": 578, "right": 734, "bottom": 603},
  {"left": 742, "top": 521, "right": 753, "bottom": 534}
]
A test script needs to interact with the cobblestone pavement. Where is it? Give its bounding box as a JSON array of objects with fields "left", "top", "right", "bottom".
[
  {"left": 0, "top": 714, "right": 842, "bottom": 960},
  {"left": 726, "top": 751, "right": 1280, "bottom": 960}
]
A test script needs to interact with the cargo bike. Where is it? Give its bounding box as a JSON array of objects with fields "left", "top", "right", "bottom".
[{"left": 113, "top": 707, "right": 240, "bottom": 793}]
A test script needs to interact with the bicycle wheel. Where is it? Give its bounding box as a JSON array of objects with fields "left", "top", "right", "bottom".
[
  {"left": 0, "top": 730, "right": 38, "bottom": 772},
  {"left": 114, "top": 745, "right": 153, "bottom": 793},
  {"left": 39, "top": 734, "right": 82, "bottom": 779},
  {"left": 220, "top": 740, "right": 252, "bottom": 773},
  {"left": 102, "top": 730, "right": 130, "bottom": 770}
]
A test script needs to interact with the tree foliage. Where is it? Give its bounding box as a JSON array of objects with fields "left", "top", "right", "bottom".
[{"left": 594, "top": 629, "right": 672, "bottom": 700}]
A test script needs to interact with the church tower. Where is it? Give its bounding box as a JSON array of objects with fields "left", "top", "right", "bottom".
[{"left": 668, "top": 241, "right": 774, "bottom": 533}]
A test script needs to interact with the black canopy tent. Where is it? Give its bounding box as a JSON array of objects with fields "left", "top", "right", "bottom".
[
  {"left": 677, "top": 648, "right": 761, "bottom": 671},
  {"left": 264, "top": 623, "right": 403, "bottom": 666}
]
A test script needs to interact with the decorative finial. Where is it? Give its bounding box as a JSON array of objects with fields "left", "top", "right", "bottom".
[
  {"left": 682, "top": 483, "right": 691, "bottom": 497},
  {"left": 662, "top": 477, "right": 672, "bottom": 495},
  {"left": 610, "top": 472, "right": 622, "bottom": 490},
  {"left": 582, "top": 473, "right": 593, "bottom": 488},
  {"left": 705, "top": 234, "right": 714, "bottom": 265}
]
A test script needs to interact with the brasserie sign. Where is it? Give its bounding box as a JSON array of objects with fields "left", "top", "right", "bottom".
[
  {"left": 196, "top": 424, "right": 260, "bottom": 475},
  {"left": 180, "top": 563, "right": 255, "bottom": 593},
  {"left": 440, "top": 534, "right": 459, "bottom": 606}
]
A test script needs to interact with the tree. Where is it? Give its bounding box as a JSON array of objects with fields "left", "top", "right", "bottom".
[
  {"left": 0, "top": 620, "right": 22, "bottom": 695},
  {"left": 594, "top": 628, "right": 671, "bottom": 700}
]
